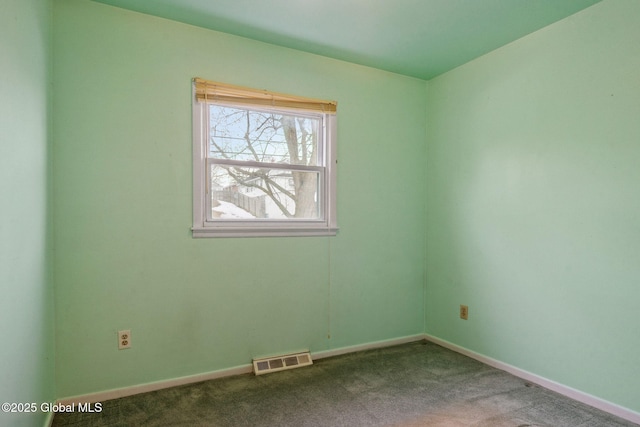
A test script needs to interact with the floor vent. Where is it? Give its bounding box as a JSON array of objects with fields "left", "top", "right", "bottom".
[{"left": 253, "top": 351, "right": 313, "bottom": 375}]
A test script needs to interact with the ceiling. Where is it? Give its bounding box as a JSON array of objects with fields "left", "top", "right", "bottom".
[{"left": 92, "top": 0, "right": 601, "bottom": 80}]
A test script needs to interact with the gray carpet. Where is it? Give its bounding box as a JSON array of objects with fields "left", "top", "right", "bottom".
[{"left": 53, "top": 340, "right": 637, "bottom": 426}]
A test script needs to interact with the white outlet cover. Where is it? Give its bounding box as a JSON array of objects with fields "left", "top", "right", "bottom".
[{"left": 118, "top": 329, "right": 131, "bottom": 350}]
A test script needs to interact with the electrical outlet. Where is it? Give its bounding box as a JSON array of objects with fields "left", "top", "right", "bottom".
[
  {"left": 118, "top": 330, "right": 131, "bottom": 350},
  {"left": 460, "top": 305, "right": 468, "bottom": 320}
]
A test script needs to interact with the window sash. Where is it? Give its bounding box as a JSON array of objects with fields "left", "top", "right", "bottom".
[
  {"left": 205, "top": 159, "right": 326, "bottom": 223},
  {"left": 206, "top": 103, "right": 326, "bottom": 169}
]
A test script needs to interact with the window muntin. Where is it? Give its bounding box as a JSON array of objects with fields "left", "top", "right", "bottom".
[{"left": 192, "top": 79, "right": 337, "bottom": 237}]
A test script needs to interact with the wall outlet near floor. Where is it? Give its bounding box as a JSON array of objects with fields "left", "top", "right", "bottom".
[
  {"left": 460, "top": 305, "right": 469, "bottom": 320},
  {"left": 118, "top": 329, "right": 131, "bottom": 350}
]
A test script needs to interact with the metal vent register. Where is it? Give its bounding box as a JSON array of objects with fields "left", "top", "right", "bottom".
[{"left": 252, "top": 351, "right": 313, "bottom": 375}]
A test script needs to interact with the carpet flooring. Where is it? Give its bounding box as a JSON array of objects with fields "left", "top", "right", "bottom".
[{"left": 53, "top": 340, "right": 638, "bottom": 426}]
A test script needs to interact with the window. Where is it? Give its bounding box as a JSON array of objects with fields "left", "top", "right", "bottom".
[{"left": 192, "top": 78, "right": 338, "bottom": 237}]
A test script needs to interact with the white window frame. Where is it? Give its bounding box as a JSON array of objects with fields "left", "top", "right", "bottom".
[{"left": 192, "top": 81, "right": 338, "bottom": 238}]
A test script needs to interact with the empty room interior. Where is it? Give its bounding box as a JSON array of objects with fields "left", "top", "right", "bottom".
[{"left": 2, "top": 0, "right": 640, "bottom": 425}]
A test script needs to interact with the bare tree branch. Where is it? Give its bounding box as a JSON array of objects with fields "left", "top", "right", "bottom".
[{"left": 222, "top": 166, "right": 295, "bottom": 217}]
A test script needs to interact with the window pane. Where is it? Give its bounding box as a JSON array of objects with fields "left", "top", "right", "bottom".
[
  {"left": 209, "top": 105, "right": 320, "bottom": 166},
  {"left": 210, "top": 165, "right": 320, "bottom": 220}
]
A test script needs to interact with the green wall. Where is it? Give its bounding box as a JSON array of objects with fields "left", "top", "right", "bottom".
[
  {"left": 0, "top": 0, "right": 55, "bottom": 426},
  {"left": 53, "top": 0, "right": 426, "bottom": 398},
  {"left": 35, "top": 0, "right": 640, "bottom": 418},
  {"left": 426, "top": 0, "right": 640, "bottom": 413}
]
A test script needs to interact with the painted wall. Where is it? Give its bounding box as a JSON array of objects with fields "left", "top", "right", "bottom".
[
  {"left": 0, "top": 0, "right": 55, "bottom": 426},
  {"left": 426, "top": 0, "right": 640, "bottom": 413},
  {"left": 53, "top": 0, "right": 426, "bottom": 398}
]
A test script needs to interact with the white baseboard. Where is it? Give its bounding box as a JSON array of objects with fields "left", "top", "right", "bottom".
[
  {"left": 57, "top": 364, "right": 253, "bottom": 405},
  {"left": 57, "top": 333, "right": 638, "bottom": 426},
  {"left": 313, "top": 334, "right": 426, "bottom": 360},
  {"left": 56, "top": 334, "right": 425, "bottom": 406},
  {"left": 424, "top": 333, "right": 640, "bottom": 425}
]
